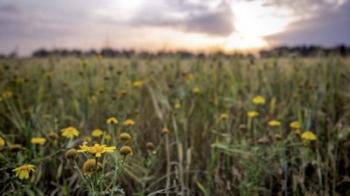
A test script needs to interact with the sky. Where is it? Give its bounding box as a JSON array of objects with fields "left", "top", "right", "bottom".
[{"left": 0, "top": 0, "right": 349, "bottom": 55}]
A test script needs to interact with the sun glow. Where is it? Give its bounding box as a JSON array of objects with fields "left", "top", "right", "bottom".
[
  {"left": 225, "top": 0, "right": 297, "bottom": 51},
  {"left": 225, "top": 34, "right": 268, "bottom": 50}
]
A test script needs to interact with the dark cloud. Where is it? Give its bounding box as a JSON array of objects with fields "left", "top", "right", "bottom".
[
  {"left": 0, "top": 3, "right": 19, "bottom": 14},
  {"left": 266, "top": 0, "right": 350, "bottom": 46},
  {"left": 130, "top": 0, "right": 234, "bottom": 36}
]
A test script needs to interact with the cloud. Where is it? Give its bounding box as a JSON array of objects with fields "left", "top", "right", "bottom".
[
  {"left": 265, "top": 0, "right": 350, "bottom": 46},
  {"left": 0, "top": 1, "right": 20, "bottom": 14},
  {"left": 97, "top": 0, "right": 234, "bottom": 36},
  {"left": 0, "top": 0, "right": 349, "bottom": 55}
]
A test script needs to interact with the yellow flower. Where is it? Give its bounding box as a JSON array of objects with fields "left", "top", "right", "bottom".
[
  {"left": 91, "top": 129, "right": 104, "bottom": 137},
  {"left": 61, "top": 126, "right": 79, "bottom": 139},
  {"left": 77, "top": 142, "right": 90, "bottom": 153},
  {"left": 290, "top": 121, "right": 301, "bottom": 129},
  {"left": 123, "top": 119, "right": 135, "bottom": 126},
  {"left": 106, "top": 117, "right": 118, "bottom": 125},
  {"left": 192, "top": 87, "right": 201, "bottom": 94},
  {"left": 13, "top": 164, "right": 35, "bottom": 180},
  {"left": 219, "top": 113, "right": 228, "bottom": 121},
  {"left": 301, "top": 131, "right": 317, "bottom": 141},
  {"left": 120, "top": 145, "right": 133, "bottom": 156},
  {"left": 247, "top": 111, "right": 259, "bottom": 118},
  {"left": 252, "top": 96, "right": 266, "bottom": 105},
  {"left": 80, "top": 143, "right": 116, "bottom": 157},
  {"left": 0, "top": 136, "right": 5, "bottom": 149},
  {"left": 268, "top": 120, "right": 281, "bottom": 127},
  {"left": 31, "top": 137, "right": 47, "bottom": 145},
  {"left": 133, "top": 80, "right": 144, "bottom": 88},
  {"left": 174, "top": 102, "right": 181, "bottom": 109},
  {"left": 82, "top": 159, "right": 101, "bottom": 175},
  {"left": 119, "top": 132, "right": 132, "bottom": 142}
]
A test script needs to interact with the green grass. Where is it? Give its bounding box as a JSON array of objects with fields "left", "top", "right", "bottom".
[{"left": 0, "top": 55, "right": 349, "bottom": 195}]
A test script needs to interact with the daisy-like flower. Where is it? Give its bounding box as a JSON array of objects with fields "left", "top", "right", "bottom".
[
  {"left": 123, "top": 119, "right": 135, "bottom": 126},
  {"left": 290, "top": 121, "right": 301, "bottom": 129},
  {"left": 252, "top": 96, "right": 266, "bottom": 105},
  {"left": 77, "top": 142, "right": 90, "bottom": 153},
  {"left": 89, "top": 144, "right": 116, "bottom": 157},
  {"left": 247, "top": 111, "right": 259, "bottom": 118},
  {"left": 0, "top": 136, "right": 5, "bottom": 149},
  {"left": 106, "top": 117, "right": 118, "bottom": 125},
  {"left": 13, "top": 164, "right": 35, "bottom": 180},
  {"left": 31, "top": 137, "right": 47, "bottom": 145},
  {"left": 268, "top": 120, "right": 281, "bottom": 127},
  {"left": 79, "top": 143, "right": 116, "bottom": 157},
  {"left": 61, "top": 126, "right": 79, "bottom": 139},
  {"left": 91, "top": 129, "right": 104, "bottom": 138},
  {"left": 301, "top": 131, "right": 317, "bottom": 141}
]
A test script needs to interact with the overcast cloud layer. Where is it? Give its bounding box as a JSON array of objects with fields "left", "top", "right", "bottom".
[{"left": 0, "top": 0, "right": 349, "bottom": 55}]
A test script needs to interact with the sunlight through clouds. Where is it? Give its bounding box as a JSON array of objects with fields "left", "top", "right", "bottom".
[{"left": 0, "top": 0, "right": 349, "bottom": 55}]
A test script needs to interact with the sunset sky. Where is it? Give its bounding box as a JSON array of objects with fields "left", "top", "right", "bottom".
[{"left": 0, "top": 0, "right": 349, "bottom": 55}]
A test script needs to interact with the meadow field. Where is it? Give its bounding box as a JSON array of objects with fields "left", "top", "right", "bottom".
[{"left": 0, "top": 55, "right": 350, "bottom": 195}]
